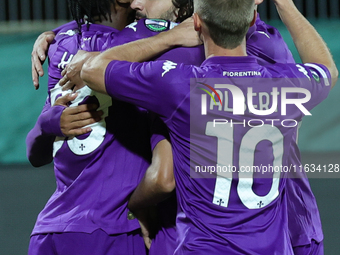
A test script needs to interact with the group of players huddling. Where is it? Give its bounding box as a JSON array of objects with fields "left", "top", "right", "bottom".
[{"left": 27, "top": 0, "right": 337, "bottom": 254}]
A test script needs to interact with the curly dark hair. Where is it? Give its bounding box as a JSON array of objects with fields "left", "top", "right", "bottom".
[
  {"left": 172, "top": 0, "right": 193, "bottom": 23},
  {"left": 68, "top": 0, "right": 116, "bottom": 29}
]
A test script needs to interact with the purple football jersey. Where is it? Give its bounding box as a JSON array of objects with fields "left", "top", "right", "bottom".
[
  {"left": 111, "top": 19, "right": 206, "bottom": 64},
  {"left": 287, "top": 138, "right": 324, "bottom": 246},
  {"left": 249, "top": 15, "right": 324, "bottom": 247},
  {"left": 108, "top": 17, "right": 324, "bottom": 252},
  {"left": 28, "top": 17, "right": 325, "bottom": 252},
  {"left": 28, "top": 23, "right": 154, "bottom": 237},
  {"left": 104, "top": 54, "right": 331, "bottom": 254},
  {"left": 51, "top": 21, "right": 77, "bottom": 35},
  {"left": 112, "top": 19, "right": 205, "bottom": 255},
  {"left": 114, "top": 16, "right": 324, "bottom": 252},
  {"left": 247, "top": 14, "right": 295, "bottom": 65}
]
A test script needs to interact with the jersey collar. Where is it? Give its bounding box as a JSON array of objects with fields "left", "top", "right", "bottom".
[{"left": 81, "top": 23, "right": 120, "bottom": 34}]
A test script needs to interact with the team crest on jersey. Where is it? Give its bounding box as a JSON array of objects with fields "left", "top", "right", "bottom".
[{"left": 145, "top": 19, "right": 169, "bottom": 32}]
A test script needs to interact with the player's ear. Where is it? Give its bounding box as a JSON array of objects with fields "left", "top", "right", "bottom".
[
  {"left": 255, "top": 0, "right": 264, "bottom": 5},
  {"left": 250, "top": 9, "right": 257, "bottom": 27},
  {"left": 193, "top": 12, "right": 201, "bottom": 32}
]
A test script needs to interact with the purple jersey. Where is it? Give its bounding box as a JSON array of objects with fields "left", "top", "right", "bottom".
[
  {"left": 109, "top": 17, "right": 324, "bottom": 253},
  {"left": 28, "top": 23, "right": 154, "bottom": 237},
  {"left": 112, "top": 19, "right": 205, "bottom": 255},
  {"left": 111, "top": 19, "right": 206, "bottom": 64},
  {"left": 249, "top": 15, "right": 324, "bottom": 247},
  {"left": 113, "top": 16, "right": 324, "bottom": 252},
  {"left": 104, "top": 54, "right": 331, "bottom": 254},
  {"left": 287, "top": 138, "right": 324, "bottom": 246},
  {"left": 247, "top": 14, "right": 295, "bottom": 65}
]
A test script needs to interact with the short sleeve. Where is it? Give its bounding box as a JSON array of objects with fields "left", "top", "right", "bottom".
[
  {"left": 105, "top": 59, "right": 193, "bottom": 120},
  {"left": 272, "top": 62, "right": 332, "bottom": 111},
  {"left": 149, "top": 112, "right": 170, "bottom": 150}
]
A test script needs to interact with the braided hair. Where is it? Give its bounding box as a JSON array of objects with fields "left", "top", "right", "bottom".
[
  {"left": 68, "top": 0, "right": 116, "bottom": 29},
  {"left": 172, "top": 0, "right": 193, "bottom": 23}
]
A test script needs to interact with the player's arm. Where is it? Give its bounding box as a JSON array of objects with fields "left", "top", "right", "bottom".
[
  {"left": 128, "top": 139, "right": 175, "bottom": 212},
  {"left": 128, "top": 116, "right": 175, "bottom": 250},
  {"left": 31, "top": 31, "right": 55, "bottom": 89},
  {"left": 128, "top": 139, "right": 174, "bottom": 250},
  {"left": 273, "top": 0, "right": 338, "bottom": 88},
  {"left": 80, "top": 17, "right": 201, "bottom": 94},
  {"left": 26, "top": 97, "right": 61, "bottom": 167},
  {"left": 31, "top": 21, "right": 77, "bottom": 89},
  {"left": 26, "top": 94, "right": 101, "bottom": 167}
]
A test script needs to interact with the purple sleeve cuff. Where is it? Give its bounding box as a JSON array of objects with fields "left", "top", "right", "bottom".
[
  {"left": 38, "top": 105, "right": 65, "bottom": 137},
  {"left": 149, "top": 114, "right": 170, "bottom": 150}
]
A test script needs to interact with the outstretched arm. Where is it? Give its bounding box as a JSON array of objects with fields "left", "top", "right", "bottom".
[{"left": 273, "top": 0, "right": 338, "bottom": 88}]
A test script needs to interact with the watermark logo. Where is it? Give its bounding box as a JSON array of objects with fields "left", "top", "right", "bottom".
[
  {"left": 199, "top": 83, "right": 312, "bottom": 116},
  {"left": 198, "top": 82, "right": 222, "bottom": 115}
]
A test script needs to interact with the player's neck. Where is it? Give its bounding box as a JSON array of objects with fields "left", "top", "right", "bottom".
[
  {"left": 204, "top": 37, "right": 247, "bottom": 59},
  {"left": 93, "top": 4, "right": 131, "bottom": 31},
  {"left": 94, "top": 14, "right": 129, "bottom": 31}
]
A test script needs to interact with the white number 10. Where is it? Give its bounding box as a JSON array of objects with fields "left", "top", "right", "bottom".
[{"left": 206, "top": 122, "right": 283, "bottom": 209}]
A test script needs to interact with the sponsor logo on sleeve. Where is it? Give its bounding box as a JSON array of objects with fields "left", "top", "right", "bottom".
[
  {"left": 126, "top": 22, "right": 137, "bottom": 32},
  {"left": 59, "top": 29, "right": 79, "bottom": 36},
  {"left": 162, "top": 60, "right": 177, "bottom": 77}
]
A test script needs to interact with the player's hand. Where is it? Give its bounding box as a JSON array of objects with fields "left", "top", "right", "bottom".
[
  {"left": 169, "top": 17, "right": 202, "bottom": 47},
  {"left": 60, "top": 50, "right": 99, "bottom": 91},
  {"left": 132, "top": 208, "right": 154, "bottom": 250},
  {"left": 31, "top": 31, "right": 55, "bottom": 90},
  {"left": 138, "top": 218, "right": 152, "bottom": 249},
  {"left": 54, "top": 93, "right": 103, "bottom": 136}
]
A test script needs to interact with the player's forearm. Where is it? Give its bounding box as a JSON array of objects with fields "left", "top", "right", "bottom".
[
  {"left": 128, "top": 173, "right": 175, "bottom": 212},
  {"left": 81, "top": 34, "right": 175, "bottom": 94},
  {"left": 275, "top": 1, "right": 338, "bottom": 87},
  {"left": 26, "top": 105, "right": 65, "bottom": 167},
  {"left": 100, "top": 31, "right": 176, "bottom": 63},
  {"left": 128, "top": 140, "right": 175, "bottom": 212},
  {"left": 95, "top": 18, "right": 198, "bottom": 64}
]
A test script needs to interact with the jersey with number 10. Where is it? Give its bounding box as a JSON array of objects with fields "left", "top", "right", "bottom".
[
  {"left": 113, "top": 16, "right": 324, "bottom": 251},
  {"left": 104, "top": 52, "right": 331, "bottom": 254},
  {"left": 109, "top": 16, "right": 324, "bottom": 252}
]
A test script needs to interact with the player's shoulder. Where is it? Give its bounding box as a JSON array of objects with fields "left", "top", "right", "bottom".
[
  {"left": 48, "top": 28, "right": 80, "bottom": 59},
  {"left": 118, "top": 19, "right": 178, "bottom": 40},
  {"left": 254, "top": 14, "right": 281, "bottom": 38},
  {"left": 54, "top": 21, "right": 79, "bottom": 39},
  {"left": 264, "top": 62, "right": 331, "bottom": 90},
  {"left": 80, "top": 23, "right": 119, "bottom": 52},
  {"left": 266, "top": 62, "right": 328, "bottom": 77},
  {"left": 128, "top": 18, "right": 177, "bottom": 33},
  {"left": 52, "top": 22, "right": 80, "bottom": 49},
  {"left": 130, "top": 59, "right": 195, "bottom": 82},
  {"left": 48, "top": 23, "right": 80, "bottom": 76}
]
